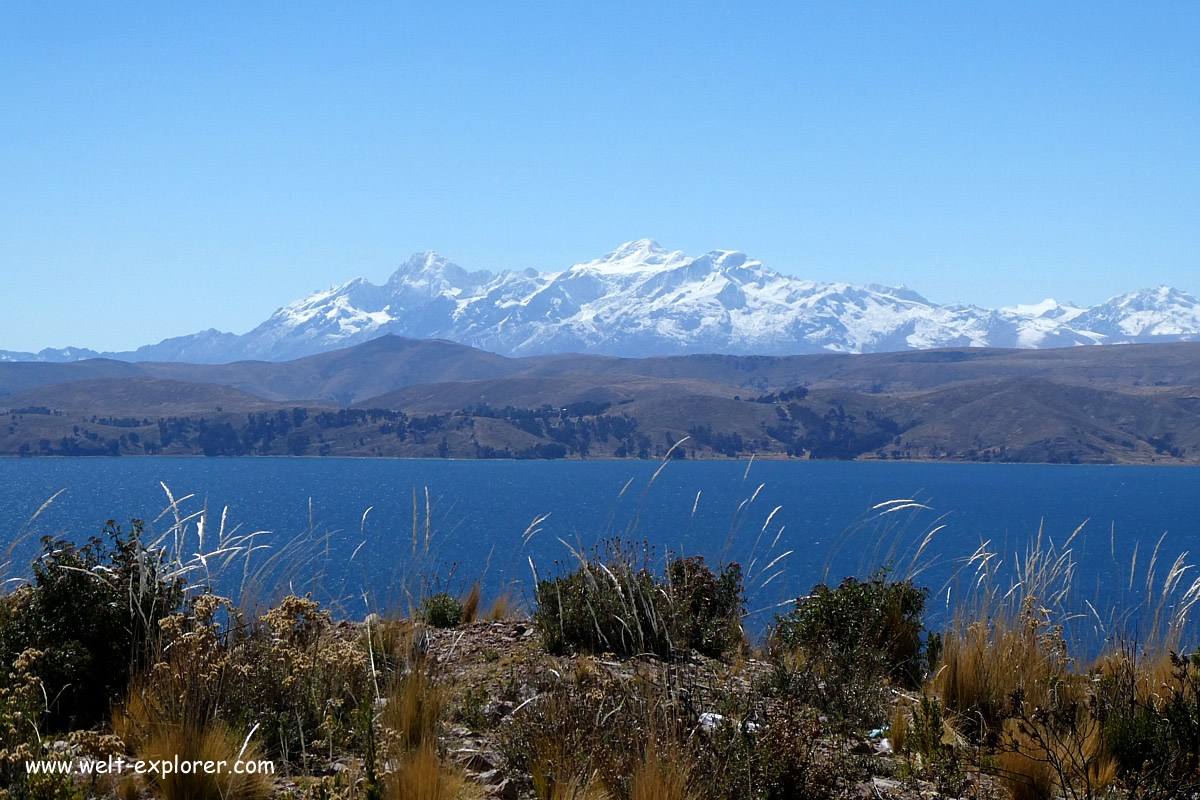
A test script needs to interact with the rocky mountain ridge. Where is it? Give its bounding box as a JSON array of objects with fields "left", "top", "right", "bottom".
[{"left": 5, "top": 241, "right": 1199, "bottom": 363}]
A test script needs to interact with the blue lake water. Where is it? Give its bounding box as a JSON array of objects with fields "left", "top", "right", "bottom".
[{"left": 1, "top": 458, "right": 1197, "bottom": 640}]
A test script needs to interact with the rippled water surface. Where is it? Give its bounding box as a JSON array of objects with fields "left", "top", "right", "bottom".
[{"left": 1, "top": 458, "right": 1196, "bottom": 634}]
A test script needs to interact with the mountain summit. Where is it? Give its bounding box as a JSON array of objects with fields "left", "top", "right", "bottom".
[{"left": 5, "top": 242, "right": 1200, "bottom": 363}]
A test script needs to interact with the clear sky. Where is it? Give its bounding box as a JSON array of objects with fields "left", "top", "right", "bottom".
[{"left": 1, "top": 2, "right": 1197, "bottom": 352}]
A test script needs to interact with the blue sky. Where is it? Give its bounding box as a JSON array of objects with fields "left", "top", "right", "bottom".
[{"left": 1, "top": 2, "right": 1197, "bottom": 352}]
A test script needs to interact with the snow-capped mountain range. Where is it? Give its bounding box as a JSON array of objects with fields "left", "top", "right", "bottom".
[{"left": 5, "top": 240, "right": 1200, "bottom": 363}]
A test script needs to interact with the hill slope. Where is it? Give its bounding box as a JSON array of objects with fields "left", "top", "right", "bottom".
[{"left": 1, "top": 338, "right": 1197, "bottom": 464}]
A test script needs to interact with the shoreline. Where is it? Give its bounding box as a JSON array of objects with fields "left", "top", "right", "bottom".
[{"left": 0, "top": 453, "right": 1194, "bottom": 467}]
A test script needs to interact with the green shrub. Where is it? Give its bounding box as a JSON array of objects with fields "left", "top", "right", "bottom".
[
  {"left": 0, "top": 520, "right": 185, "bottom": 730},
  {"left": 534, "top": 552, "right": 663, "bottom": 657},
  {"left": 762, "top": 569, "right": 928, "bottom": 731},
  {"left": 773, "top": 568, "right": 929, "bottom": 688},
  {"left": 532, "top": 542, "right": 744, "bottom": 659},
  {"left": 4, "top": 769, "right": 84, "bottom": 800},
  {"left": 896, "top": 695, "right": 966, "bottom": 797},
  {"left": 1096, "top": 650, "right": 1200, "bottom": 799},
  {"left": 421, "top": 592, "right": 464, "bottom": 628},
  {"left": 666, "top": 556, "right": 745, "bottom": 658}
]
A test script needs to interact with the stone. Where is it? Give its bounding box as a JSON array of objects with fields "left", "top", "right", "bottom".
[
  {"left": 474, "top": 768, "right": 506, "bottom": 785},
  {"left": 454, "top": 748, "right": 500, "bottom": 772},
  {"left": 491, "top": 778, "right": 519, "bottom": 800}
]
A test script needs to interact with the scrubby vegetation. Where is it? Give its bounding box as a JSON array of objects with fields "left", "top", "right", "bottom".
[
  {"left": 531, "top": 542, "right": 744, "bottom": 659},
  {"left": 0, "top": 521, "right": 184, "bottom": 729},
  {"left": 764, "top": 569, "right": 930, "bottom": 733},
  {"left": 4, "top": 502, "right": 1200, "bottom": 800}
]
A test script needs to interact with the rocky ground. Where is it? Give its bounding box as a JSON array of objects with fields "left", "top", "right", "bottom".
[{"left": 291, "top": 620, "right": 1001, "bottom": 800}]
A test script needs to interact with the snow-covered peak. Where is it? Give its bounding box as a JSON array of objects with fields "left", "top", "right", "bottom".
[
  {"left": 866, "top": 284, "right": 929, "bottom": 305},
  {"left": 1002, "top": 298, "right": 1086, "bottom": 321},
  {"left": 388, "top": 251, "right": 483, "bottom": 284},
  {"left": 1105, "top": 285, "right": 1195, "bottom": 310},
  {"left": 1074, "top": 286, "right": 1200, "bottom": 338},
  {"left": 9, "top": 241, "right": 1199, "bottom": 363},
  {"left": 697, "top": 249, "right": 757, "bottom": 271},
  {"left": 1006, "top": 298, "right": 1060, "bottom": 316},
  {"left": 574, "top": 239, "right": 691, "bottom": 276}
]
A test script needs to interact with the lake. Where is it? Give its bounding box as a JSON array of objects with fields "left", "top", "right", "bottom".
[{"left": 1, "top": 457, "right": 1197, "bottom": 639}]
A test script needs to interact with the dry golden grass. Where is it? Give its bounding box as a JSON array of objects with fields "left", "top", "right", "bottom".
[
  {"left": 384, "top": 744, "right": 473, "bottom": 800},
  {"left": 997, "top": 709, "right": 1116, "bottom": 799},
  {"left": 995, "top": 742, "right": 1056, "bottom": 800},
  {"left": 138, "top": 722, "right": 273, "bottom": 800},
  {"left": 374, "top": 629, "right": 483, "bottom": 800},
  {"left": 933, "top": 529, "right": 1081, "bottom": 736},
  {"left": 460, "top": 583, "right": 481, "bottom": 624},
  {"left": 889, "top": 699, "right": 910, "bottom": 756},
  {"left": 530, "top": 769, "right": 610, "bottom": 800},
  {"left": 116, "top": 773, "right": 143, "bottom": 800},
  {"left": 381, "top": 664, "right": 445, "bottom": 754},
  {"left": 485, "top": 592, "right": 518, "bottom": 622},
  {"left": 1093, "top": 646, "right": 1180, "bottom": 709},
  {"left": 932, "top": 598, "right": 1070, "bottom": 735},
  {"left": 371, "top": 617, "right": 416, "bottom": 666},
  {"left": 630, "top": 737, "right": 693, "bottom": 800}
]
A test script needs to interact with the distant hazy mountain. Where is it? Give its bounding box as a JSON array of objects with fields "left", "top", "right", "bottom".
[{"left": 5, "top": 240, "right": 1200, "bottom": 363}]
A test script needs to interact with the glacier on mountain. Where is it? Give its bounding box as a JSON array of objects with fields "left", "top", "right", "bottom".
[{"left": 4, "top": 240, "right": 1200, "bottom": 363}]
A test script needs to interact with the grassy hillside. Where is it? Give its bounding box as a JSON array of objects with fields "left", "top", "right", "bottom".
[{"left": 2, "top": 338, "right": 1198, "bottom": 463}]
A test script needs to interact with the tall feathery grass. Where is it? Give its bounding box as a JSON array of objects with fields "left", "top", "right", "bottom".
[{"left": 912, "top": 518, "right": 1200, "bottom": 800}]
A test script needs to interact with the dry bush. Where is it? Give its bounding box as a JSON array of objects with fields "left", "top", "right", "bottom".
[
  {"left": 220, "top": 595, "right": 371, "bottom": 765},
  {"left": 505, "top": 681, "right": 608, "bottom": 797},
  {"left": 755, "top": 700, "right": 840, "bottom": 800},
  {"left": 497, "top": 659, "right": 837, "bottom": 800},
  {"left": 117, "top": 593, "right": 372, "bottom": 770},
  {"left": 0, "top": 647, "right": 48, "bottom": 779},
  {"left": 499, "top": 667, "right": 695, "bottom": 798},
  {"left": 114, "top": 596, "right": 274, "bottom": 800},
  {"left": 115, "top": 594, "right": 233, "bottom": 747}
]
